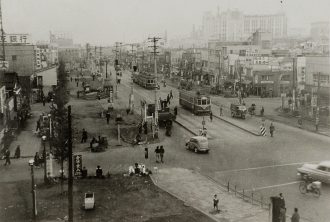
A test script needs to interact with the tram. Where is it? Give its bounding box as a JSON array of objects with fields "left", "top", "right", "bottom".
[
  {"left": 134, "top": 72, "right": 157, "bottom": 89},
  {"left": 179, "top": 90, "right": 211, "bottom": 115}
]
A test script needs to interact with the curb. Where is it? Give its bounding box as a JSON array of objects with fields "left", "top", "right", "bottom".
[
  {"left": 149, "top": 172, "right": 218, "bottom": 222},
  {"left": 213, "top": 115, "right": 260, "bottom": 136},
  {"left": 173, "top": 120, "right": 198, "bottom": 136}
]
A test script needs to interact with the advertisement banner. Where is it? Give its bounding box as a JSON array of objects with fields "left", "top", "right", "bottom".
[
  {"left": 74, "top": 155, "right": 82, "bottom": 177},
  {"left": 0, "top": 34, "right": 31, "bottom": 45}
]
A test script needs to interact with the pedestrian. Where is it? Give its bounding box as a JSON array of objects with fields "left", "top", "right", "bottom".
[
  {"left": 42, "top": 97, "right": 46, "bottom": 106},
  {"left": 270, "top": 122, "right": 275, "bottom": 137},
  {"left": 213, "top": 194, "right": 219, "bottom": 212},
  {"left": 260, "top": 106, "right": 264, "bottom": 116},
  {"left": 279, "top": 207, "right": 286, "bottom": 222},
  {"left": 291, "top": 208, "right": 300, "bottom": 222},
  {"left": 159, "top": 145, "right": 165, "bottom": 163},
  {"left": 174, "top": 106, "right": 178, "bottom": 116},
  {"left": 81, "top": 128, "right": 88, "bottom": 143},
  {"left": 34, "top": 152, "right": 40, "bottom": 167},
  {"left": 106, "top": 111, "right": 110, "bottom": 124},
  {"left": 36, "top": 120, "right": 41, "bottom": 132},
  {"left": 4, "top": 149, "right": 11, "bottom": 166},
  {"left": 155, "top": 146, "right": 160, "bottom": 163},
  {"left": 279, "top": 193, "right": 285, "bottom": 208},
  {"left": 126, "top": 107, "right": 130, "bottom": 115},
  {"left": 170, "top": 90, "right": 173, "bottom": 99},
  {"left": 220, "top": 105, "right": 223, "bottom": 116},
  {"left": 14, "top": 145, "right": 21, "bottom": 159},
  {"left": 76, "top": 81, "right": 79, "bottom": 87},
  {"left": 96, "top": 165, "right": 103, "bottom": 178},
  {"left": 167, "top": 94, "right": 170, "bottom": 105},
  {"left": 210, "top": 111, "right": 213, "bottom": 122},
  {"left": 70, "top": 77, "right": 72, "bottom": 82}
]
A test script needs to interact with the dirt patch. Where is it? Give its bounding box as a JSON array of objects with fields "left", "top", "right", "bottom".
[{"left": 0, "top": 175, "right": 213, "bottom": 222}]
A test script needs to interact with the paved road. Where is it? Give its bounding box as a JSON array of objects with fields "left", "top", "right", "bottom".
[{"left": 115, "top": 68, "right": 330, "bottom": 222}]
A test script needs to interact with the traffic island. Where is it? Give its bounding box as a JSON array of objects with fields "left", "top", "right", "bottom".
[{"left": 0, "top": 175, "right": 214, "bottom": 222}]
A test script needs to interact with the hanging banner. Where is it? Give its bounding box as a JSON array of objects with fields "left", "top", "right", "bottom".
[{"left": 74, "top": 155, "right": 82, "bottom": 177}]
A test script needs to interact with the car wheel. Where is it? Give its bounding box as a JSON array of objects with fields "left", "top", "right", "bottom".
[
  {"left": 205, "top": 150, "right": 209, "bottom": 154},
  {"left": 299, "top": 182, "right": 307, "bottom": 194},
  {"left": 194, "top": 147, "right": 198, "bottom": 153},
  {"left": 313, "top": 188, "right": 321, "bottom": 197}
]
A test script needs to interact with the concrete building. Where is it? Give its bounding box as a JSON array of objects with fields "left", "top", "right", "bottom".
[
  {"left": 0, "top": 44, "right": 35, "bottom": 77},
  {"left": 310, "top": 21, "right": 329, "bottom": 42},
  {"left": 201, "top": 10, "right": 287, "bottom": 41},
  {"left": 252, "top": 30, "right": 272, "bottom": 49},
  {"left": 243, "top": 13, "right": 287, "bottom": 39},
  {"left": 35, "top": 43, "right": 58, "bottom": 70}
]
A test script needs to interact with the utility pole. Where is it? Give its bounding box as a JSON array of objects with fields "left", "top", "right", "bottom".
[
  {"left": 112, "top": 42, "right": 121, "bottom": 99},
  {"left": 0, "top": 0, "right": 7, "bottom": 128},
  {"left": 316, "top": 72, "right": 321, "bottom": 131},
  {"left": 292, "top": 57, "right": 297, "bottom": 111},
  {"left": 67, "top": 105, "right": 73, "bottom": 222},
  {"left": 129, "top": 44, "right": 135, "bottom": 113},
  {"left": 148, "top": 37, "right": 161, "bottom": 138},
  {"left": 99, "top": 46, "right": 102, "bottom": 74}
]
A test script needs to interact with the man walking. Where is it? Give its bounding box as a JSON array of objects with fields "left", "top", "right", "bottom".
[
  {"left": 4, "top": 149, "right": 11, "bottom": 166},
  {"left": 155, "top": 146, "right": 160, "bottom": 163},
  {"left": 174, "top": 106, "right": 178, "bottom": 116},
  {"left": 209, "top": 111, "right": 213, "bottom": 122},
  {"left": 170, "top": 90, "right": 173, "bottom": 99},
  {"left": 213, "top": 194, "right": 219, "bottom": 212},
  {"left": 81, "top": 129, "right": 88, "bottom": 143},
  {"left": 291, "top": 208, "right": 300, "bottom": 222},
  {"left": 106, "top": 111, "right": 110, "bottom": 124},
  {"left": 270, "top": 122, "right": 275, "bottom": 137},
  {"left": 159, "top": 146, "right": 165, "bottom": 163},
  {"left": 220, "top": 105, "right": 223, "bottom": 116}
]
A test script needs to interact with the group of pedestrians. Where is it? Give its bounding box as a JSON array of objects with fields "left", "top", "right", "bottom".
[{"left": 154, "top": 146, "right": 165, "bottom": 163}]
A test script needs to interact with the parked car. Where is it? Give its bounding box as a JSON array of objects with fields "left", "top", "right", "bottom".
[
  {"left": 297, "top": 161, "right": 330, "bottom": 184},
  {"left": 185, "top": 136, "right": 209, "bottom": 153}
]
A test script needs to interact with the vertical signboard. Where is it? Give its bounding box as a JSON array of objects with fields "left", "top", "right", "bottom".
[{"left": 74, "top": 155, "right": 82, "bottom": 177}]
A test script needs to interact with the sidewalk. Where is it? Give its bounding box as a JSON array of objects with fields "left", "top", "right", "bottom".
[
  {"left": 150, "top": 167, "right": 269, "bottom": 222},
  {"left": 8, "top": 103, "right": 50, "bottom": 158}
]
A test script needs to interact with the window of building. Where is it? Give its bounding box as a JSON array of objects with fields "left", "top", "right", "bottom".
[{"left": 12, "top": 55, "right": 17, "bottom": 61}]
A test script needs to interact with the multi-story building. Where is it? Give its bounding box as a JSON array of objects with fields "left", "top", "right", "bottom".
[
  {"left": 35, "top": 43, "right": 58, "bottom": 70},
  {"left": 243, "top": 13, "right": 287, "bottom": 39},
  {"left": 201, "top": 10, "right": 287, "bottom": 41},
  {"left": 310, "top": 21, "right": 329, "bottom": 42}
]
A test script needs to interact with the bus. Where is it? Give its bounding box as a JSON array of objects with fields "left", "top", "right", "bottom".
[{"left": 179, "top": 90, "right": 211, "bottom": 115}]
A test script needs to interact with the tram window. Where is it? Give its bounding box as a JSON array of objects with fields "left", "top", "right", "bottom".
[
  {"left": 197, "top": 99, "right": 201, "bottom": 105},
  {"left": 202, "top": 99, "right": 207, "bottom": 105}
]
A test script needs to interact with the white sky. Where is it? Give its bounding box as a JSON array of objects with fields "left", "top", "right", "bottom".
[{"left": 2, "top": 0, "right": 330, "bottom": 45}]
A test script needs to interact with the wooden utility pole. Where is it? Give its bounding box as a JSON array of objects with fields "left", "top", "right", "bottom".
[
  {"left": 67, "top": 105, "right": 73, "bottom": 222},
  {"left": 292, "top": 57, "right": 297, "bottom": 111},
  {"left": 148, "top": 37, "right": 161, "bottom": 138}
]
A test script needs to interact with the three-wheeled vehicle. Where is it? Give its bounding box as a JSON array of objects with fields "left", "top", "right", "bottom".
[{"left": 230, "top": 103, "right": 247, "bottom": 119}]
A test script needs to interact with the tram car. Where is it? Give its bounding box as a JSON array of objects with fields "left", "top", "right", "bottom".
[
  {"left": 179, "top": 90, "right": 211, "bottom": 115},
  {"left": 135, "top": 72, "right": 157, "bottom": 89}
]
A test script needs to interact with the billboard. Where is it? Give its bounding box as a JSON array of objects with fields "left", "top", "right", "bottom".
[{"left": 0, "top": 34, "right": 31, "bottom": 45}]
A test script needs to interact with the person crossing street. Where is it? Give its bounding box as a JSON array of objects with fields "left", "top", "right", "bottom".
[
  {"left": 270, "top": 122, "right": 275, "bottom": 137},
  {"left": 209, "top": 111, "right": 213, "bottom": 122},
  {"left": 4, "top": 149, "right": 11, "bottom": 166}
]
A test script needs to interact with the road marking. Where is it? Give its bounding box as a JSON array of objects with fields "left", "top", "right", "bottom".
[
  {"left": 217, "top": 161, "right": 320, "bottom": 174},
  {"left": 244, "top": 181, "right": 301, "bottom": 192}
]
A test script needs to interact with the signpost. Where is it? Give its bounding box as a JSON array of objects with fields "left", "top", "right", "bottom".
[{"left": 73, "top": 155, "right": 82, "bottom": 177}]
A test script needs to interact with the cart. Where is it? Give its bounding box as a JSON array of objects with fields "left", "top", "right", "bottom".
[{"left": 84, "top": 192, "right": 95, "bottom": 210}]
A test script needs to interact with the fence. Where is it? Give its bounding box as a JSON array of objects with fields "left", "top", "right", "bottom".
[{"left": 225, "top": 181, "right": 271, "bottom": 211}]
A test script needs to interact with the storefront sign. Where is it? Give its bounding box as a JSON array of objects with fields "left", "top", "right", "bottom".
[
  {"left": 260, "top": 81, "right": 274, "bottom": 84},
  {"left": 0, "top": 86, "right": 5, "bottom": 113},
  {"left": 280, "top": 81, "right": 290, "bottom": 84},
  {"left": 311, "top": 96, "right": 317, "bottom": 107},
  {"left": 74, "top": 155, "right": 82, "bottom": 177},
  {"left": 0, "top": 34, "right": 31, "bottom": 45}
]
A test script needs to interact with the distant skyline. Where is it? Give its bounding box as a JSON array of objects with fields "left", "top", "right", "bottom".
[{"left": 2, "top": 0, "right": 330, "bottom": 45}]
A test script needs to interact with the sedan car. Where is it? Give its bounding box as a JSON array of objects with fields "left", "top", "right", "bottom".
[
  {"left": 297, "top": 161, "right": 330, "bottom": 184},
  {"left": 185, "top": 136, "right": 209, "bottom": 153}
]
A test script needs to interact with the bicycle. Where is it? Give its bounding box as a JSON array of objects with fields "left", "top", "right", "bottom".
[{"left": 299, "top": 180, "right": 321, "bottom": 197}]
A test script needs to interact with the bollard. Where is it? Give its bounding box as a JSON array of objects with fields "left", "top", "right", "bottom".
[
  {"left": 227, "top": 181, "right": 229, "bottom": 192},
  {"left": 243, "top": 189, "right": 245, "bottom": 201},
  {"left": 235, "top": 185, "right": 237, "bottom": 196}
]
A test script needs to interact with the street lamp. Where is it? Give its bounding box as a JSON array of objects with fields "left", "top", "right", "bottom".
[
  {"left": 28, "top": 159, "right": 37, "bottom": 218},
  {"left": 42, "top": 135, "right": 48, "bottom": 183}
]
